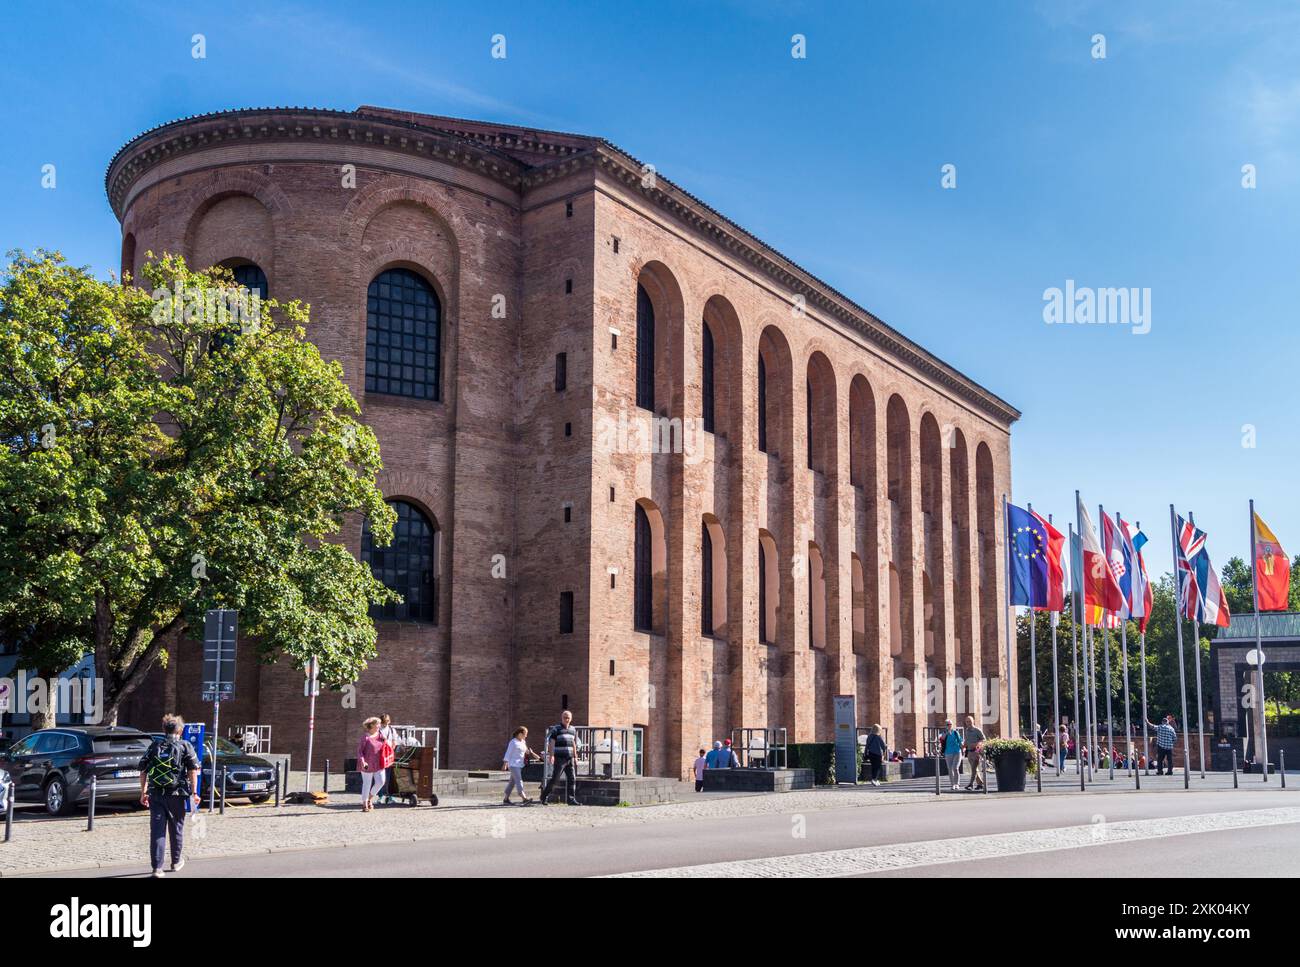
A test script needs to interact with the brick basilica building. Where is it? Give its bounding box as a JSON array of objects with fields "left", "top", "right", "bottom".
[{"left": 110, "top": 106, "right": 1019, "bottom": 778}]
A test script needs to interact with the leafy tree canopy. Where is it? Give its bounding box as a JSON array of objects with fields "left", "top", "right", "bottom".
[{"left": 0, "top": 251, "right": 396, "bottom": 723}]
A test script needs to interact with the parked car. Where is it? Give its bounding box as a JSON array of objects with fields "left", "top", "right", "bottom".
[
  {"left": 0, "top": 727, "right": 153, "bottom": 815},
  {"left": 151, "top": 733, "right": 277, "bottom": 804}
]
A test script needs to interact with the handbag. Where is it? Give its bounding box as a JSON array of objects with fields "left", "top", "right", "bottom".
[{"left": 380, "top": 739, "right": 396, "bottom": 770}]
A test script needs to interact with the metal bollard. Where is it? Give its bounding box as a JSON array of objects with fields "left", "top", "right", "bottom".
[
  {"left": 1281, "top": 750, "right": 1287, "bottom": 789},
  {"left": 982, "top": 757, "right": 988, "bottom": 794},
  {"left": 1232, "top": 749, "right": 1238, "bottom": 788},
  {"left": 935, "top": 749, "right": 941, "bottom": 796},
  {"left": 324, "top": 759, "right": 330, "bottom": 794},
  {"left": 219, "top": 767, "right": 226, "bottom": 815},
  {"left": 274, "top": 762, "right": 281, "bottom": 807},
  {"left": 1134, "top": 760, "right": 1140, "bottom": 790},
  {"left": 4, "top": 789, "right": 12, "bottom": 842},
  {"left": 87, "top": 775, "right": 97, "bottom": 832}
]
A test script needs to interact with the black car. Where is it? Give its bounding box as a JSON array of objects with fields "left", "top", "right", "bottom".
[
  {"left": 0, "top": 727, "right": 153, "bottom": 815},
  {"left": 151, "top": 734, "right": 278, "bottom": 804}
]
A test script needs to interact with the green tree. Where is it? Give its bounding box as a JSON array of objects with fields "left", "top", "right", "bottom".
[{"left": 0, "top": 251, "right": 396, "bottom": 727}]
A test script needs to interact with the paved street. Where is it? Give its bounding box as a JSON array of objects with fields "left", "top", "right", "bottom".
[{"left": 7, "top": 769, "right": 1298, "bottom": 878}]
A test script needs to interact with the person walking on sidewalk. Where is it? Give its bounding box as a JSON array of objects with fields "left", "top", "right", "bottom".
[
  {"left": 1147, "top": 713, "right": 1177, "bottom": 775},
  {"left": 356, "top": 717, "right": 392, "bottom": 812},
  {"left": 941, "top": 719, "right": 963, "bottom": 790},
  {"left": 138, "top": 713, "right": 200, "bottom": 878},
  {"left": 502, "top": 726, "right": 540, "bottom": 805},
  {"left": 962, "top": 715, "right": 986, "bottom": 790},
  {"left": 865, "top": 724, "right": 888, "bottom": 786},
  {"left": 540, "top": 710, "right": 581, "bottom": 805},
  {"left": 377, "top": 714, "right": 399, "bottom": 805},
  {"left": 692, "top": 748, "right": 708, "bottom": 791}
]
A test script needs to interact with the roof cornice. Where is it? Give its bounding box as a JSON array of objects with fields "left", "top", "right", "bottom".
[{"left": 104, "top": 107, "right": 529, "bottom": 218}]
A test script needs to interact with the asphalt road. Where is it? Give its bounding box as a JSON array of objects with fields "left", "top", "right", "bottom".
[{"left": 36, "top": 787, "right": 1300, "bottom": 878}]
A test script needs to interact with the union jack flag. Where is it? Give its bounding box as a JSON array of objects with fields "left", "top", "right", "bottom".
[{"left": 1175, "top": 515, "right": 1203, "bottom": 622}]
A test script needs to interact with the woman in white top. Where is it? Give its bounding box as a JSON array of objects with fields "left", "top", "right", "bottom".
[{"left": 502, "top": 727, "right": 540, "bottom": 805}]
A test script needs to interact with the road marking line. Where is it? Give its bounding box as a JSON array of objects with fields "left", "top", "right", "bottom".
[{"left": 607, "top": 806, "right": 1300, "bottom": 877}]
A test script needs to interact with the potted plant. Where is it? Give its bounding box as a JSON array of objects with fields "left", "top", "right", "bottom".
[{"left": 980, "top": 738, "right": 1037, "bottom": 792}]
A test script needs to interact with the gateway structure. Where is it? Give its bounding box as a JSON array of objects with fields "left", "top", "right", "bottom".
[{"left": 109, "top": 107, "right": 1019, "bottom": 776}]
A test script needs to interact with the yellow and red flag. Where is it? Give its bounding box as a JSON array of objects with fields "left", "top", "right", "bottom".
[{"left": 1254, "top": 512, "right": 1290, "bottom": 612}]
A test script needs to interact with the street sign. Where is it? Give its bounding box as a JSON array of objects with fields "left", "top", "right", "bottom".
[
  {"left": 833, "top": 695, "right": 858, "bottom": 784},
  {"left": 182, "top": 723, "right": 206, "bottom": 800},
  {"left": 202, "top": 609, "right": 238, "bottom": 700},
  {"left": 303, "top": 656, "right": 319, "bottom": 697}
]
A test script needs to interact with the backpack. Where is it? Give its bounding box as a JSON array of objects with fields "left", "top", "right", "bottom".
[{"left": 144, "top": 737, "right": 188, "bottom": 794}]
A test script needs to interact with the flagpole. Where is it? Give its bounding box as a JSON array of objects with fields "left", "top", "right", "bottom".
[
  {"left": 1116, "top": 512, "right": 1134, "bottom": 776},
  {"left": 1170, "top": 504, "right": 1191, "bottom": 789},
  {"left": 1027, "top": 502, "right": 1041, "bottom": 786},
  {"left": 1087, "top": 622, "right": 1098, "bottom": 780},
  {"left": 1049, "top": 513, "right": 1061, "bottom": 781},
  {"left": 1189, "top": 511, "right": 1207, "bottom": 780},
  {"left": 1002, "top": 493, "right": 1016, "bottom": 738},
  {"left": 1069, "top": 523, "right": 1083, "bottom": 786},
  {"left": 1249, "top": 499, "right": 1270, "bottom": 782},
  {"left": 1137, "top": 521, "right": 1151, "bottom": 776},
  {"left": 1100, "top": 503, "right": 1115, "bottom": 780},
  {"left": 1074, "top": 494, "right": 1094, "bottom": 782}
]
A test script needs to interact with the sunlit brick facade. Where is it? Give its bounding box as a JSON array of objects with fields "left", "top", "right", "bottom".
[{"left": 110, "top": 107, "right": 1019, "bottom": 777}]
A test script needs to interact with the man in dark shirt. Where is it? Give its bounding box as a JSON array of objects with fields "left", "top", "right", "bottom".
[
  {"left": 540, "top": 709, "right": 581, "bottom": 806},
  {"left": 138, "top": 713, "right": 200, "bottom": 877}
]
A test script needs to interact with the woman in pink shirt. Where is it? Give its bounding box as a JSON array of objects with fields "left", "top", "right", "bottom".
[{"left": 356, "top": 717, "right": 390, "bottom": 812}]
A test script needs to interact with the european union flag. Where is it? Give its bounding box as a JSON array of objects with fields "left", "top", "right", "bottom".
[{"left": 1007, "top": 503, "right": 1050, "bottom": 607}]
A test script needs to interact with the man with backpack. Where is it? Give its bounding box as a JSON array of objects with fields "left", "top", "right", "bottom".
[{"left": 139, "top": 713, "right": 201, "bottom": 878}]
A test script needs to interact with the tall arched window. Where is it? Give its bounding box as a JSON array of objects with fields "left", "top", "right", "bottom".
[
  {"left": 701, "top": 321, "right": 715, "bottom": 433},
  {"left": 757, "top": 354, "right": 768, "bottom": 452},
  {"left": 636, "top": 283, "right": 655, "bottom": 411},
  {"left": 634, "top": 503, "right": 653, "bottom": 630},
  {"left": 701, "top": 521, "right": 714, "bottom": 635},
  {"left": 231, "top": 263, "right": 269, "bottom": 300},
  {"left": 366, "top": 268, "right": 442, "bottom": 401},
  {"left": 361, "top": 500, "right": 438, "bottom": 623}
]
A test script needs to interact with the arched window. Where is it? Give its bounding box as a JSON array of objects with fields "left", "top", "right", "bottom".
[
  {"left": 636, "top": 283, "right": 655, "bottom": 411},
  {"left": 361, "top": 500, "right": 437, "bottom": 623},
  {"left": 231, "top": 263, "right": 269, "bottom": 300},
  {"left": 701, "top": 321, "right": 715, "bottom": 433},
  {"left": 701, "top": 521, "right": 714, "bottom": 635},
  {"left": 757, "top": 354, "right": 768, "bottom": 452},
  {"left": 366, "top": 268, "right": 442, "bottom": 401},
  {"left": 634, "top": 503, "right": 653, "bottom": 630}
]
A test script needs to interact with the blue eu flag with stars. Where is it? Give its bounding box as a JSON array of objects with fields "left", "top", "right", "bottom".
[{"left": 1007, "top": 503, "right": 1050, "bottom": 607}]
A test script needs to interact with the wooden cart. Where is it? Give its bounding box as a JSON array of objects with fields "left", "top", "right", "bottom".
[{"left": 389, "top": 745, "right": 440, "bottom": 806}]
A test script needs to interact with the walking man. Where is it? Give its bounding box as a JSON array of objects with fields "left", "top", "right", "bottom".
[
  {"left": 139, "top": 713, "right": 200, "bottom": 878},
  {"left": 1147, "top": 713, "right": 1177, "bottom": 775},
  {"left": 962, "top": 714, "right": 986, "bottom": 791},
  {"left": 540, "top": 709, "right": 581, "bottom": 805}
]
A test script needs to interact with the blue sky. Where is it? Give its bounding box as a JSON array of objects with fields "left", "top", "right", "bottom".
[{"left": 2, "top": 0, "right": 1297, "bottom": 584}]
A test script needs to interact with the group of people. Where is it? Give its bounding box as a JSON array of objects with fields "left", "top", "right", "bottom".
[
  {"left": 1023, "top": 712, "right": 1182, "bottom": 777},
  {"left": 929, "top": 716, "right": 989, "bottom": 791},
  {"left": 500, "top": 709, "right": 585, "bottom": 806},
  {"left": 355, "top": 713, "right": 404, "bottom": 810},
  {"left": 689, "top": 739, "right": 743, "bottom": 790}
]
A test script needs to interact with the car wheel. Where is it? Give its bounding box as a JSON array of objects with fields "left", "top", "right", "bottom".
[
  {"left": 45, "top": 776, "right": 74, "bottom": 816},
  {"left": 248, "top": 794, "right": 270, "bottom": 804}
]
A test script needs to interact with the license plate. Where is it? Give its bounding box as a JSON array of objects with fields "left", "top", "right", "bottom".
[
  {"left": 113, "top": 770, "right": 140, "bottom": 779},
  {"left": 242, "top": 781, "right": 267, "bottom": 791}
]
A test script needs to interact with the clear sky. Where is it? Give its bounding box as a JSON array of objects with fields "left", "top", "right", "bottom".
[{"left": 2, "top": 0, "right": 1296, "bottom": 585}]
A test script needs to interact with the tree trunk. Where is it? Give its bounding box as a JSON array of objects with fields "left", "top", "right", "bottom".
[{"left": 30, "top": 668, "right": 60, "bottom": 730}]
